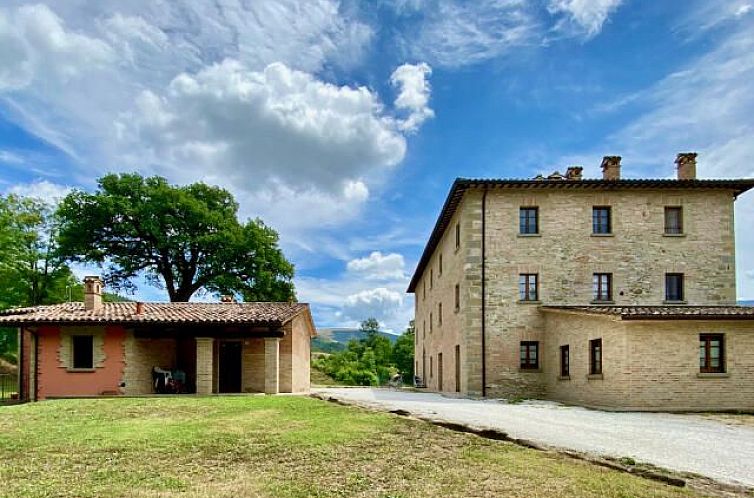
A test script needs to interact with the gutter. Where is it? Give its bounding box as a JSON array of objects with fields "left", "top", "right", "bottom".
[{"left": 481, "top": 188, "right": 487, "bottom": 397}]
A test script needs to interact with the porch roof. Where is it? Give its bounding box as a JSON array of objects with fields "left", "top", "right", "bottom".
[
  {"left": 0, "top": 301, "right": 310, "bottom": 327},
  {"left": 541, "top": 305, "right": 754, "bottom": 320}
]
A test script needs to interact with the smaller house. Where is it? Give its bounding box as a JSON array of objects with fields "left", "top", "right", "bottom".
[{"left": 1, "top": 277, "right": 315, "bottom": 401}]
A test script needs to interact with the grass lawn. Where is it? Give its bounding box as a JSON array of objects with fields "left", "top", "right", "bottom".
[{"left": 0, "top": 396, "right": 703, "bottom": 498}]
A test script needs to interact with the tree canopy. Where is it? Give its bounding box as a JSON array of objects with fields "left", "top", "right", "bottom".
[
  {"left": 313, "top": 319, "right": 415, "bottom": 386},
  {"left": 56, "top": 174, "right": 295, "bottom": 302}
]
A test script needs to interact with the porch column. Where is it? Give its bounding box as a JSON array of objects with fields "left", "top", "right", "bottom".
[
  {"left": 264, "top": 337, "right": 280, "bottom": 394},
  {"left": 196, "top": 337, "right": 214, "bottom": 395}
]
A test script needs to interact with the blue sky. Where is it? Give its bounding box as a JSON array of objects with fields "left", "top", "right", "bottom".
[{"left": 1, "top": 1, "right": 753, "bottom": 332}]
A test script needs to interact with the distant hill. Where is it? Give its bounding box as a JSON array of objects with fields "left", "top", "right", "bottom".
[
  {"left": 738, "top": 300, "right": 754, "bottom": 306},
  {"left": 312, "top": 327, "right": 401, "bottom": 354}
]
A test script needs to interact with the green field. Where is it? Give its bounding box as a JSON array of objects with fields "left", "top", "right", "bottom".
[{"left": 0, "top": 396, "right": 702, "bottom": 497}]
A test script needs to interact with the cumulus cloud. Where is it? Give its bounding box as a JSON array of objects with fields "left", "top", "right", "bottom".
[
  {"left": 347, "top": 251, "right": 407, "bottom": 280},
  {"left": 119, "top": 60, "right": 407, "bottom": 195},
  {"left": 342, "top": 287, "right": 404, "bottom": 321},
  {"left": 391, "top": 63, "right": 435, "bottom": 132},
  {"left": 547, "top": 0, "right": 623, "bottom": 38},
  {"left": 7, "top": 180, "right": 72, "bottom": 205}
]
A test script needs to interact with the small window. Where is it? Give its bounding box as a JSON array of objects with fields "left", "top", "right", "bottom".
[
  {"left": 430, "top": 312, "right": 433, "bottom": 333},
  {"left": 454, "top": 284, "right": 460, "bottom": 311},
  {"left": 430, "top": 268, "right": 434, "bottom": 289},
  {"left": 519, "top": 274, "right": 538, "bottom": 301},
  {"left": 589, "top": 338, "right": 602, "bottom": 375},
  {"left": 700, "top": 334, "right": 725, "bottom": 373},
  {"left": 593, "top": 273, "right": 613, "bottom": 302},
  {"left": 423, "top": 320, "right": 426, "bottom": 339},
  {"left": 430, "top": 355, "right": 434, "bottom": 378},
  {"left": 423, "top": 281, "right": 426, "bottom": 301},
  {"left": 455, "top": 222, "right": 461, "bottom": 249},
  {"left": 438, "top": 253, "right": 443, "bottom": 276},
  {"left": 592, "top": 206, "right": 612, "bottom": 234},
  {"left": 72, "top": 335, "right": 94, "bottom": 369},
  {"left": 665, "top": 207, "right": 683, "bottom": 235},
  {"left": 519, "top": 207, "right": 539, "bottom": 234},
  {"left": 665, "top": 273, "right": 684, "bottom": 301},
  {"left": 520, "top": 341, "right": 539, "bottom": 369},
  {"left": 438, "top": 302, "right": 443, "bottom": 326},
  {"left": 560, "top": 345, "right": 570, "bottom": 377}
]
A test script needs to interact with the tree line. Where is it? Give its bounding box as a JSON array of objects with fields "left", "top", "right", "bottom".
[{"left": 314, "top": 318, "right": 415, "bottom": 386}]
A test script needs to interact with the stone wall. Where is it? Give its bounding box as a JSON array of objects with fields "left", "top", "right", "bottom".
[
  {"left": 414, "top": 185, "right": 741, "bottom": 401},
  {"left": 122, "top": 333, "right": 176, "bottom": 395},
  {"left": 242, "top": 338, "right": 265, "bottom": 393},
  {"left": 290, "top": 314, "right": 312, "bottom": 393}
]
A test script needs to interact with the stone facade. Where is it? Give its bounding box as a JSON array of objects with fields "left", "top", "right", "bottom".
[{"left": 412, "top": 173, "right": 754, "bottom": 410}]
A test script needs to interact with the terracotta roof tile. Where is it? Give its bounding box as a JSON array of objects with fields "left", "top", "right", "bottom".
[
  {"left": 541, "top": 305, "right": 754, "bottom": 320},
  {"left": 0, "top": 302, "right": 309, "bottom": 326}
]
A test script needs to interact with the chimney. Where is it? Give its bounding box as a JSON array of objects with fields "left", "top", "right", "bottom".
[
  {"left": 565, "top": 166, "right": 583, "bottom": 180},
  {"left": 675, "top": 152, "right": 697, "bottom": 180},
  {"left": 220, "top": 295, "right": 235, "bottom": 303},
  {"left": 135, "top": 302, "right": 144, "bottom": 315},
  {"left": 83, "top": 276, "right": 103, "bottom": 312},
  {"left": 600, "top": 156, "right": 621, "bottom": 180}
]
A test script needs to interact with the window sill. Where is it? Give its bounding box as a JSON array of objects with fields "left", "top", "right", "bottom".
[
  {"left": 589, "top": 300, "right": 615, "bottom": 305},
  {"left": 517, "top": 233, "right": 541, "bottom": 238},
  {"left": 558, "top": 375, "right": 571, "bottom": 381},
  {"left": 663, "top": 300, "right": 687, "bottom": 305},
  {"left": 590, "top": 233, "right": 614, "bottom": 237},
  {"left": 663, "top": 233, "right": 686, "bottom": 238},
  {"left": 587, "top": 373, "right": 603, "bottom": 380},
  {"left": 697, "top": 372, "right": 729, "bottom": 379},
  {"left": 519, "top": 368, "right": 542, "bottom": 373},
  {"left": 517, "top": 300, "right": 542, "bottom": 305},
  {"left": 67, "top": 368, "right": 96, "bottom": 373}
]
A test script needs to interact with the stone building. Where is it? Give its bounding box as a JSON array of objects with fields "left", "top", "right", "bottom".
[
  {"left": 2, "top": 277, "right": 315, "bottom": 400},
  {"left": 408, "top": 153, "right": 754, "bottom": 411}
]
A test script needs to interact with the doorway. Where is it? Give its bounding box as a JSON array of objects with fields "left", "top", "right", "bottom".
[
  {"left": 438, "top": 353, "right": 443, "bottom": 391},
  {"left": 218, "top": 341, "right": 242, "bottom": 393}
]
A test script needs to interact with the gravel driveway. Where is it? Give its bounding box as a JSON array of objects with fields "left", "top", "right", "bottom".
[{"left": 314, "top": 387, "right": 754, "bottom": 487}]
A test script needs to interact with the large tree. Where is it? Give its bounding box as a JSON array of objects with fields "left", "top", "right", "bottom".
[{"left": 56, "top": 173, "right": 295, "bottom": 302}]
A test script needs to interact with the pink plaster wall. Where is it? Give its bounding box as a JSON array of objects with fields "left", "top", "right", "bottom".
[{"left": 35, "top": 325, "right": 127, "bottom": 399}]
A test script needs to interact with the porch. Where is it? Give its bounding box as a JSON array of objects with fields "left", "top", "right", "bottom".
[{"left": 124, "top": 327, "right": 290, "bottom": 395}]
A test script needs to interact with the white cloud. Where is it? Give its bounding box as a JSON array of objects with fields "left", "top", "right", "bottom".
[
  {"left": 391, "top": 62, "right": 435, "bottom": 132},
  {"left": 342, "top": 287, "right": 404, "bottom": 321},
  {"left": 347, "top": 251, "right": 407, "bottom": 280},
  {"left": 675, "top": 2, "right": 753, "bottom": 37},
  {"left": 0, "top": 150, "right": 23, "bottom": 165},
  {"left": 6, "top": 180, "right": 72, "bottom": 205},
  {"left": 547, "top": 0, "right": 622, "bottom": 38},
  {"left": 400, "top": 0, "right": 539, "bottom": 67}
]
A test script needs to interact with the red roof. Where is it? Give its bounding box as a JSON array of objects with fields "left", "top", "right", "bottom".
[
  {"left": 0, "top": 301, "right": 310, "bottom": 327},
  {"left": 541, "top": 305, "right": 754, "bottom": 320}
]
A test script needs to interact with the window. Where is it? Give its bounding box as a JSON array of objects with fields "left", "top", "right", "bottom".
[
  {"left": 592, "top": 206, "right": 612, "bottom": 234},
  {"left": 665, "top": 273, "right": 684, "bottom": 301},
  {"left": 519, "top": 207, "right": 539, "bottom": 234},
  {"left": 423, "top": 320, "right": 426, "bottom": 339},
  {"left": 519, "top": 274, "right": 539, "bottom": 301},
  {"left": 700, "top": 334, "right": 725, "bottom": 373},
  {"left": 520, "top": 341, "right": 539, "bottom": 369},
  {"left": 454, "top": 284, "right": 460, "bottom": 311},
  {"left": 438, "top": 302, "right": 443, "bottom": 326},
  {"left": 438, "top": 253, "right": 443, "bottom": 276},
  {"left": 592, "top": 273, "right": 613, "bottom": 302},
  {"left": 430, "top": 356, "right": 434, "bottom": 378},
  {"left": 430, "top": 268, "right": 434, "bottom": 289},
  {"left": 423, "top": 281, "right": 426, "bottom": 301},
  {"left": 72, "top": 335, "right": 94, "bottom": 369},
  {"left": 664, "top": 206, "right": 683, "bottom": 235},
  {"left": 430, "top": 312, "right": 433, "bottom": 333},
  {"left": 560, "top": 345, "right": 570, "bottom": 377},
  {"left": 589, "top": 338, "right": 602, "bottom": 375},
  {"left": 455, "top": 222, "right": 460, "bottom": 249}
]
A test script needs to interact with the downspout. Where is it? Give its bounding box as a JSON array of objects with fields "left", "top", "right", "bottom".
[{"left": 481, "top": 188, "right": 487, "bottom": 397}]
